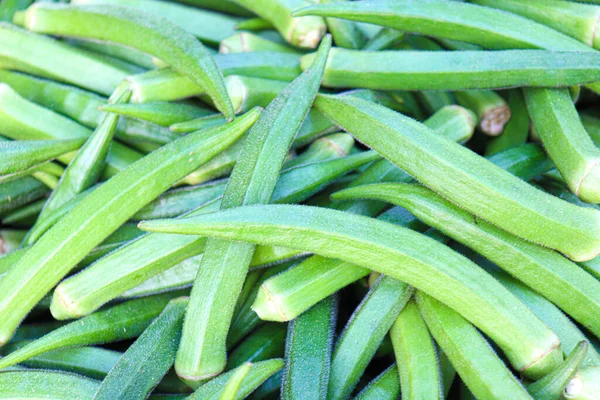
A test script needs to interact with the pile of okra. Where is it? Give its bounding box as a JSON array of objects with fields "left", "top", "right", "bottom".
[{"left": 5, "top": 0, "right": 600, "bottom": 399}]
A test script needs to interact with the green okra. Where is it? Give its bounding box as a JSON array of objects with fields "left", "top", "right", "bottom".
[
  {"left": 580, "top": 112, "right": 600, "bottom": 148},
  {"left": 564, "top": 367, "right": 600, "bottom": 400},
  {"left": 580, "top": 256, "right": 600, "bottom": 281},
  {"left": 0, "top": 230, "right": 25, "bottom": 255},
  {"left": 362, "top": 27, "right": 404, "bottom": 51},
  {"left": 0, "top": 23, "right": 130, "bottom": 95},
  {"left": 527, "top": 341, "right": 589, "bottom": 400},
  {"left": 455, "top": 90, "right": 510, "bottom": 136},
  {"left": 333, "top": 182, "right": 600, "bottom": 338},
  {"left": 227, "top": 324, "right": 286, "bottom": 370},
  {"left": 390, "top": 298, "right": 443, "bottom": 400},
  {"left": 181, "top": 139, "right": 245, "bottom": 185},
  {"left": 94, "top": 298, "right": 188, "bottom": 400},
  {"left": 0, "top": 177, "right": 49, "bottom": 217},
  {"left": 354, "top": 363, "right": 400, "bottom": 400},
  {"left": 246, "top": 370, "right": 282, "bottom": 400},
  {"left": 416, "top": 292, "right": 533, "bottom": 400},
  {"left": 281, "top": 296, "right": 336, "bottom": 400},
  {"left": 231, "top": 0, "right": 325, "bottom": 48},
  {"left": 525, "top": 87, "right": 600, "bottom": 203},
  {"left": 186, "top": 359, "right": 284, "bottom": 400},
  {"left": 314, "top": 94, "right": 600, "bottom": 261},
  {"left": 99, "top": 102, "right": 212, "bottom": 127},
  {"left": 485, "top": 144, "right": 550, "bottom": 181},
  {"left": 282, "top": 133, "right": 354, "bottom": 169},
  {"left": 219, "top": 363, "right": 252, "bottom": 400},
  {"left": 473, "top": 0, "right": 600, "bottom": 50},
  {"left": 171, "top": 0, "right": 253, "bottom": 17},
  {"left": 486, "top": 90, "right": 530, "bottom": 156},
  {"left": 320, "top": 0, "right": 366, "bottom": 49},
  {"left": 219, "top": 75, "right": 287, "bottom": 114},
  {"left": 170, "top": 114, "right": 227, "bottom": 134},
  {"left": 23, "top": 3, "right": 234, "bottom": 119},
  {"left": 0, "top": 138, "right": 84, "bottom": 183},
  {"left": 0, "top": 0, "right": 31, "bottom": 22},
  {"left": 0, "top": 70, "right": 180, "bottom": 149},
  {"left": 0, "top": 293, "right": 180, "bottom": 369},
  {"left": 417, "top": 91, "right": 456, "bottom": 116},
  {"left": 219, "top": 32, "right": 297, "bottom": 54},
  {"left": 73, "top": 0, "right": 241, "bottom": 46},
  {"left": 0, "top": 109, "right": 259, "bottom": 343},
  {"left": 2, "top": 199, "right": 44, "bottom": 225},
  {"left": 235, "top": 18, "right": 274, "bottom": 31},
  {"left": 126, "top": 51, "right": 301, "bottom": 103},
  {"left": 139, "top": 204, "right": 564, "bottom": 379},
  {"left": 329, "top": 276, "right": 413, "bottom": 400},
  {"left": 0, "top": 370, "right": 100, "bottom": 400},
  {"left": 0, "top": 82, "right": 143, "bottom": 178},
  {"left": 174, "top": 37, "right": 330, "bottom": 385},
  {"left": 302, "top": 48, "right": 600, "bottom": 91},
  {"left": 233, "top": 270, "right": 264, "bottom": 321},
  {"left": 69, "top": 39, "right": 157, "bottom": 70}
]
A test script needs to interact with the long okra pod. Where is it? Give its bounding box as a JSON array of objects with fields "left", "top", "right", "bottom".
[
  {"left": 99, "top": 102, "right": 211, "bottom": 127},
  {"left": 174, "top": 37, "right": 330, "bottom": 386},
  {"left": 314, "top": 94, "right": 600, "bottom": 261},
  {"left": 0, "top": 370, "right": 100, "bottom": 399},
  {"left": 139, "top": 204, "right": 563, "bottom": 379},
  {"left": 0, "top": 109, "right": 259, "bottom": 344},
  {"left": 416, "top": 292, "right": 533, "bottom": 399},
  {"left": 22, "top": 3, "right": 234, "bottom": 119},
  {"left": 390, "top": 298, "right": 444, "bottom": 400},
  {"left": 281, "top": 297, "right": 336, "bottom": 400},
  {"left": 525, "top": 87, "right": 600, "bottom": 203}
]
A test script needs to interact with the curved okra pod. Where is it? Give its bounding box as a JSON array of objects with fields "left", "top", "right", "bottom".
[
  {"left": 301, "top": 48, "right": 600, "bottom": 91},
  {"left": 281, "top": 297, "right": 336, "bottom": 400},
  {"left": 314, "top": 94, "right": 600, "bottom": 261},
  {"left": 22, "top": 3, "right": 234, "bottom": 119},
  {"left": 0, "top": 293, "right": 180, "bottom": 369},
  {"left": 525, "top": 88, "right": 600, "bottom": 203},
  {"left": 0, "top": 109, "right": 259, "bottom": 344},
  {"left": 416, "top": 292, "right": 533, "bottom": 400},
  {"left": 485, "top": 89, "right": 530, "bottom": 156},
  {"left": 139, "top": 204, "right": 563, "bottom": 379},
  {"left": 99, "top": 102, "right": 211, "bottom": 127},
  {"left": 93, "top": 297, "right": 188, "bottom": 400},
  {"left": 73, "top": 0, "right": 241, "bottom": 46},
  {"left": 219, "top": 32, "right": 297, "bottom": 54},
  {"left": 0, "top": 138, "right": 84, "bottom": 183},
  {"left": 332, "top": 183, "right": 600, "bottom": 338},
  {"left": 186, "top": 359, "right": 284, "bottom": 400},
  {"left": 329, "top": 276, "right": 413, "bottom": 400},
  {"left": 0, "top": 370, "right": 100, "bottom": 400},
  {"left": 390, "top": 298, "right": 444, "bottom": 400},
  {"left": 232, "top": 0, "right": 326, "bottom": 48},
  {"left": 175, "top": 37, "right": 330, "bottom": 385}
]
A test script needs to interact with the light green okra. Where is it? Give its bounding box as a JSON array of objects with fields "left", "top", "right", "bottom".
[
  {"left": 68, "top": 39, "right": 157, "bottom": 70},
  {"left": 416, "top": 292, "right": 533, "bottom": 400},
  {"left": 454, "top": 90, "right": 510, "bottom": 136},
  {"left": 174, "top": 37, "right": 330, "bottom": 385},
  {"left": 235, "top": 18, "right": 274, "bottom": 31},
  {"left": 525, "top": 87, "right": 600, "bottom": 203},
  {"left": 22, "top": 2, "right": 234, "bottom": 119},
  {"left": 362, "top": 27, "right": 404, "bottom": 51},
  {"left": 282, "top": 296, "right": 336, "bottom": 400},
  {"left": 486, "top": 90, "right": 530, "bottom": 156},
  {"left": 170, "top": 114, "right": 227, "bottom": 134},
  {"left": 99, "top": 102, "right": 212, "bottom": 127},
  {"left": 354, "top": 363, "right": 400, "bottom": 400},
  {"left": 391, "top": 298, "right": 444, "bottom": 400},
  {"left": 314, "top": 94, "right": 600, "bottom": 261},
  {"left": 170, "top": 0, "right": 253, "bottom": 17},
  {"left": 219, "top": 32, "right": 297, "bottom": 54},
  {"left": 0, "top": 370, "right": 100, "bottom": 400},
  {"left": 320, "top": 0, "right": 366, "bottom": 49},
  {"left": 218, "top": 362, "right": 252, "bottom": 400},
  {"left": 0, "top": 109, "right": 259, "bottom": 344},
  {"left": 282, "top": 132, "right": 354, "bottom": 169}
]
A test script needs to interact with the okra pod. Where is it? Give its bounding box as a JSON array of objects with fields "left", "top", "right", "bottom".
[
  {"left": 0, "top": 370, "right": 100, "bottom": 400},
  {"left": 282, "top": 132, "right": 354, "bottom": 169},
  {"left": 320, "top": 0, "right": 366, "bottom": 50},
  {"left": 219, "top": 32, "right": 297, "bottom": 54},
  {"left": 219, "top": 362, "right": 252, "bottom": 400},
  {"left": 227, "top": 324, "right": 286, "bottom": 370},
  {"left": 486, "top": 89, "right": 530, "bottom": 156},
  {"left": 99, "top": 102, "right": 211, "bottom": 127},
  {"left": 0, "top": 177, "right": 49, "bottom": 217},
  {"left": 353, "top": 363, "right": 400, "bottom": 400},
  {"left": 455, "top": 90, "right": 510, "bottom": 136},
  {"left": 362, "top": 27, "right": 404, "bottom": 51}
]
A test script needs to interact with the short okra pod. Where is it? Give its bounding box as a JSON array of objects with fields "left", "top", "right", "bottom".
[
  {"left": 22, "top": 3, "right": 234, "bottom": 119},
  {"left": 524, "top": 87, "right": 600, "bottom": 203},
  {"left": 301, "top": 48, "right": 600, "bottom": 91},
  {"left": 486, "top": 89, "right": 530, "bottom": 156},
  {"left": 454, "top": 90, "right": 510, "bottom": 136},
  {"left": 282, "top": 296, "right": 336, "bottom": 400},
  {"left": 390, "top": 298, "right": 444, "bottom": 400},
  {"left": 0, "top": 293, "right": 181, "bottom": 369},
  {"left": 416, "top": 292, "right": 534, "bottom": 399},
  {"left": 99, "top": 102, "right": 212, "bottom": 127},
  {"left": 219, "top": 32, "right": 297, "bottom": 54},
  {"left": 93, "top": 297, "right": 188, "bottom": 400},
  {"left": 314, "top": 94, "right": 600, "bottom": 261},
  {"left": 0, "top": 370, "right": 100, "bottom": 400},
  {"left": 139, "top": 204, "right": 563, "bottom": 379},
  {"left": 0, "top": 109, "right": 259, "bottom": 344},
  {"left": 232, "top": 0, "right": 326, "bottom": 48}
]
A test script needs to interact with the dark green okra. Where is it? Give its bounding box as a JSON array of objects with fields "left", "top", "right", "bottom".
[
  {"left": 314, "top": 94, "right": 600, "bottom": 261},
  {"left": 0, "top": 177, "right": 49, "bottom": 217},
  {"left": 94, "top": 297, "right": 188, "bottom": 400},
  {"left": 320, "top": 0, "right": 366, "bottom": 49},
  {"left": 354, "top": 363, "right": 400, "bottom": 400},
  {"left": 0, "top": 109, "right": 259, "bottom": 344},
  {"left": 486, "top": 90, "right": 530, "bottom": 156},
  {"left": 174, "top": 37, "right": 330, "bottom": 385},
  {"left": 227, "top": 323, "right": 286, "bottom": 370},
  {"left": 282, "top": 296, "right": 336, "bottom": 400},
  {"left": 22, "top": 2, "right": 234, "bottom": 119}
]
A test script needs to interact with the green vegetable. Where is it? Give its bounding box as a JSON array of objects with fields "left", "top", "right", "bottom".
[
  {"left": 486, "top": 90, "right": 530, "bottom": 155},
  {"left": 218, "top": 362, "right": 252, "bottom": 400},
  {"left": 99, "top": 102, "right": 211, "bottom": 127},
  {"left": 219, "top": 32, "right": 296, "bottom": 54},
  {"left": 353, "top": 363, "right": 400, "bottom": 400},
  {"left": 0, "top": 370, "right": 100, "bottom": 400},
  {"left": 455, "top": 90, "right": 510, "bottom": 136},
  {"left": 227, "top": 324, "right": 286, "bottom": 370}
]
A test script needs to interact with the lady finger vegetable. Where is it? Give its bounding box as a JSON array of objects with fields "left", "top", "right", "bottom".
[{"left": 0, "top": 370, "right": 100, "bottom": 400}]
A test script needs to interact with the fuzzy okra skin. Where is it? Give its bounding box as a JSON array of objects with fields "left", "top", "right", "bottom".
[
  {"left": 354, "top": 364, "right": 400, "bottom": 400},
  {"left": 282, "top": 297, "right": 336, "bottom": 400},
  {"left": 0, "top": 109, "right": 259, "bottom": 345},
  {"left": 139, "top": 204, "right": 563, "bottom": 380},
  {"left": 22, "top": 3, "right": 234, "bottom": 120},
  {"left": 232, "top": 0, "right": 326, "bottom": 48},
  {"left": 332, "top": 183, "right": 600, "bottom": 338},
  {"left": 314, "top": 94, "right": 600, "bottom": 261},
  {"left": 0, "top": 370, "right": 100, "bottom": 400},
  {"left": 93, "top": 298, "right": 188, "bottom": 400},
  {"left": 416, "top": 292, "right": 533, "bottom": 400},
  {"left": 301, "top": 48, "right": 600, "bottom": 91},
  {"left": 219, "top": 32, "right": 297, "bottom": 54},
  {"left": 174, "top": 37, "right": 331, "bottom": 385},
  {"left": 525, "top": 88, "right": 600, "bottom": 203},
  {"left": 486, "top": 89, "right": 530, "bottom": 156},
  {"left": 99, "top": 102, "right": 212, "bottom": 127}
]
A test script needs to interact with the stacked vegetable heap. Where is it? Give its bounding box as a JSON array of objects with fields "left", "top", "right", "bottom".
[{"left": 3, "top": 0, "right": 600, "bottom": 399}]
